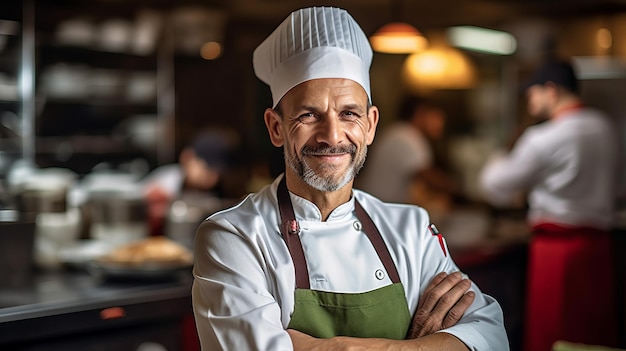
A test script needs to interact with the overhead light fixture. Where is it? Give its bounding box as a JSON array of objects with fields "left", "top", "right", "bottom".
[
  {"left": 200, "top": 41, "right": 222, "bottom": 60},
  {"left": 446, "top": 26, "right": 517, "bottom": 55},
  {"left": 572, "top": 56, "right": 626, "bottom": 79},
  {"left": 370, "top": 22, "right": 428, "bottom": 54},
  {"left": 402, "top": 45, "right": 476, "bottom": 92},
  {"left": 596, "top": 28, "right": 612, "bottom": 50}
]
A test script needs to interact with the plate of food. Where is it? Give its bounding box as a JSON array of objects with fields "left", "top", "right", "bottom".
[{"left": 88, "top": 236, "right": 194, "bottom": 281}]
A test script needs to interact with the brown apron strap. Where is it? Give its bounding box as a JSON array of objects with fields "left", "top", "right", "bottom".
[
  {"left": 354, "top": 200, "right": 401, "bottom": 284},
  {"left": 277, "top": 177, "right": 401, "bottom": 289},
  {"left": 277, "top": 177, "right": 311, "bottom": 289}
]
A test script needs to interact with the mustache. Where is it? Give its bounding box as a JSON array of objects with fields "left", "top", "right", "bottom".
[{"left": 301, "top": 144, "right": 356, "bottom": 156}]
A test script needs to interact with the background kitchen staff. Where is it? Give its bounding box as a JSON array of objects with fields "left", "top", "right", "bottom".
[
  {"left": 480, "top": 60, "right": 619, "bottom": 351},
  {"left": 192, "top": 7, "right": 508, "bottom": 350},
  {"left": 358, "top": 95, "right": 461, "bottom": 221}
]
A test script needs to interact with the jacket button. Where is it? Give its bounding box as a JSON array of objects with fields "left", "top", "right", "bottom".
[
  {"left": 353, "top": 221, "right": 362, "bottom": 231},
  {"left": 375, "top": 269, "right": 385, "bottom": 280}
]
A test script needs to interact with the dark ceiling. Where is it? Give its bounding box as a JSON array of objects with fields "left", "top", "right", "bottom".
[
  {"left": 10, "top": 0, "right": 626, "bottom": 35},
  {"left": 197, "top": 0, "right": 626, "bottom": 34}
]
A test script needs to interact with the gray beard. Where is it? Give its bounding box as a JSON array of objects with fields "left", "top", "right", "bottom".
[{"left": 285, "top": 144, "right": 367, "bottom": 192}]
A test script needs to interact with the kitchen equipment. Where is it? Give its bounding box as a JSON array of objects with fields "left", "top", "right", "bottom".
[
  {"left": 88, "top": 192, "right": 148, "bottom": 247},
  {"left": 80, "top": 171, "right": 149, "bottom": 247},
  {"left": 98, "top": 18, "right": 132, "bottom": 52},
  {"left": 34, "top": 207, "right": 82, "bottom": 269},
  {"left": 165, "top": 195, "right": 234, "bottom": 250},
  {"left": 9, "top": 167, "right": 81, "bottom": 270},
  {"left": 17, "top": 183, "right": 67, "bottom": 220},
  {"left": 0, "top": 218, "right": 35, "bottom": 288},
  {"left": 13, "top": 167, "right": 76, "bottom": 216},
  {"left": 165, "top": 199, "right": 206, "bottom": 250}
]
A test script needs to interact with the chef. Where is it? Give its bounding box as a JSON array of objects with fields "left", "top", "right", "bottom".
[
  {"left": 480, "top": 61, "right": 619, "bottom": 351},
  {"left": 192, "top": 6, "right": 508, "bottom": 351}
]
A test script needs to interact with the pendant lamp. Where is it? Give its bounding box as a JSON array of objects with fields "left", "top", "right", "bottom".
[
  {"left": 370, "top": 22, "right": 428, "bottom": 54},
  {"left": 402, "top": 44, "right": 476, "bottom": 92}
]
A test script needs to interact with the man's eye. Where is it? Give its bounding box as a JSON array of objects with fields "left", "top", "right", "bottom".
[{"left": 297, "top": 113, "right": 317, "bottom": 123}]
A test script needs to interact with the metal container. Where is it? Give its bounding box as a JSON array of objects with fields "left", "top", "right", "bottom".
[
  {"left": 165, "top": 200, "right": 206, "bottom": 250},
  {"left": 87, "top": 192, "right": 148, "bottom": 246},
  {"left": 165, "top": 196, "right": 236, "bottom": 250},
  {"left": 17, "top": 187, "right": 67, "bottom": 219},
  {"left": 0, "top": 216, "right": 36, "bottom": 288}
]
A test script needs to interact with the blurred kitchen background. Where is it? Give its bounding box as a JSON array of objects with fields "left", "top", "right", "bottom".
[{"left": 1, "top": 0, "right": 626, "bottom": 350}]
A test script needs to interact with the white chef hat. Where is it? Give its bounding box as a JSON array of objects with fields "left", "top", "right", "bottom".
[{"left": 253, "top": 7, "right": 373, "bottom": 108}]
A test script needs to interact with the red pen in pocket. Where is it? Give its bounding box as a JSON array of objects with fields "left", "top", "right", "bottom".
[{"left": 429, "top": 224, "right": 447, "bottom": 257}]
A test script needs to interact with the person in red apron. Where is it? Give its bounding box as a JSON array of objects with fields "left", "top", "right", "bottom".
[
  {"left": 192, "top": 7, "right": 509, "bottom": 350},
  {"left": 480, "top": 60, "right": 620, "bottom": 351}
]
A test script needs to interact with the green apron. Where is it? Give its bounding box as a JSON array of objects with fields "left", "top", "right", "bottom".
[{"left": 277, "top": 178, "right": 411, "bottom": 339}]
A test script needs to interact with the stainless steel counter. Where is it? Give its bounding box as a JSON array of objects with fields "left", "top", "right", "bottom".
[{"left": 0, "top": 269, "right": 195, "bottom": 350}]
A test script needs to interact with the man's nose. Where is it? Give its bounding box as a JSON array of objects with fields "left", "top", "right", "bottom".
[{"left": 316, "top": 117, "right": 343, "bottom": 146}]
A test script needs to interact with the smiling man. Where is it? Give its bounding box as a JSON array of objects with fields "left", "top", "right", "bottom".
[
  {"left": 268, "top": 78, "right": 373, "bottom": 217},
  {"left": 191, "top": 7, "right": 508, "bottom": 351}
]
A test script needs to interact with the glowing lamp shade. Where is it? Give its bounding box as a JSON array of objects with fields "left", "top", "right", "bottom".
[
  {"left": 200, "top": 41, "right": 223, "bottom": 60},
  {"left": 370, "top": 22, "right": 428, "bottom": 54},
  {"left": 446, "top": 26, "right": 517, "bottom": 55},
  {"left": 402, "top": 46, "right": 476, "bottom": 92}
]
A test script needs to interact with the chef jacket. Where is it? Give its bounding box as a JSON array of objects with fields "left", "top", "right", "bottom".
[
  {"left": 480, "top": 107, "right": 618, "bottom": 230},
  {"left": 192, "top": 174, "right": 509, "bottom": 350}
]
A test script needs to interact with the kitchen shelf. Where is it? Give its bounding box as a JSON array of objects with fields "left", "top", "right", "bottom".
[
  {"left": 2, "top": 1, "right": 182, "bottom": 176},
  {"left": 42, "top": 97, "right": 157, "bottom": 107},
  {"left": 35, "top": 135, "right": 159, "bottom": 175},
  {"left": 38, "top": 44, "right": 158, "bottom": 71},
  {"left": 0, "top": 38, "right": 22, "bottom": 75},
  {"left": 36, "top": 135, "right": 145, "bottom": 153},
  {"left": 25, "top": 1, "right": 173, "bottom": 174}
]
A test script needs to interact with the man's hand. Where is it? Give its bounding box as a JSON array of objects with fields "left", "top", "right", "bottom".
[
  {"left": 289, "top": 328, "right": 470, "bottom": 351},
  {"left": 406, "top": 271, "right": 475, "bottom": 339},
  {"left": 288, "top": 271, "right": 475, "bottom": 350}
]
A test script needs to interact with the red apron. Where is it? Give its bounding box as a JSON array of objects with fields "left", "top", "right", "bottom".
[{"left": 524, "top": 223, "right": 618, "bottom": 351}]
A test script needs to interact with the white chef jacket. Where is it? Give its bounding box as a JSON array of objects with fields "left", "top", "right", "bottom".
[
  {"left": 192, "top": 175, "right": 508, "bottom": 350},
  {"left": 480, "top": 108, "right": 618, "bottom": 230},
  {"left": 359, "top": 122, "right": 432, "bottom": 203}
]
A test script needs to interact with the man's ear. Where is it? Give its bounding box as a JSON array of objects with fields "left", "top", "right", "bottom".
[
  {"left": 365, "top": 105, "right": 379, "bottom": 146},
  {"left": 264, "top": 108, "right": 284, "bottom": 147}
]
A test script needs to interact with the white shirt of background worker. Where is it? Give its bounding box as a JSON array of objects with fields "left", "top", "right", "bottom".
[
  {"left": 480, "top": 62, "right": 618, "bottom": 229},
  {"left": 358, "top": 102, "right": 435, "bottom": 203},
  {"left": 192, "top": 7, "right": 509, "bottom": 351},
  {"left": 479, "top": 60, "right": 619, "bottom": 351}
]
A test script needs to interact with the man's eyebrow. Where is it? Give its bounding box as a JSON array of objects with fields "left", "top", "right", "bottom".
[
  {"left": 299, "top": 105, "right": 318, "bottom": 112},
  {"left": 341, "top": 103, "right": 366, "bottom": 113},
  {"left": 292, "top": 103, "right": 365, "bottom": 114}
]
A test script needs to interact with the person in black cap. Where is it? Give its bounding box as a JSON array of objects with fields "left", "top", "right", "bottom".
[
  {"left": 480, "top": 60, "right": 620, "bottom": 351},
  {"left": 142, "top": 128, "right": 241, "bottom": 235}
]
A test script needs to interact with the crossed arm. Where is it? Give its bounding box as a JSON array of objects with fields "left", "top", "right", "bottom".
[{"left": 289, "top": 271, "right": 475, "bottom": 351}]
